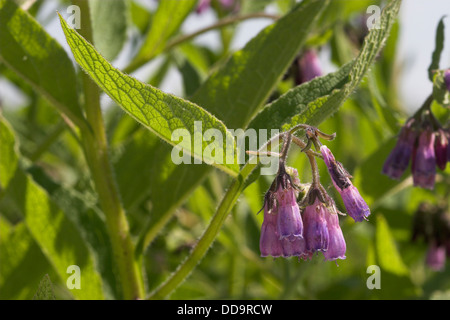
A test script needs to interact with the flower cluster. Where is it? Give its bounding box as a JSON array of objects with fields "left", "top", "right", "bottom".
[
  {"left": 382, "top": 102, "right": 449, "bottom": 190},
  {"left": 258, "top": 126, "right": 371, "bottom": 262},
  {"left": 411, "top": 202, "right": 450, "bottom": 271}
]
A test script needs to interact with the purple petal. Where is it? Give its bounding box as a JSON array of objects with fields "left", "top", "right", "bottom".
[
  {"left": 303, "top": 199, "right": 329, "bottom": 252},
  {"left": 259, "top": 205, "right": 282, "bottom": 258},
  {"left": 323, "top": 213, "right": 346, "bottom": 261},
  {"left": 382, "top": 125, "right": 417, "bottom": 179},
  {"left": 275, "top": 187, "right": 303, "bottom": 240},
  {"left": 341, "top": 185, "right": 371, "bottom": 222},
  {"left": 426, "top": 242, "right": 446, "bottom": 271},
  {"left": 412, "top": 129, "right": 436, "bottom": 190}
]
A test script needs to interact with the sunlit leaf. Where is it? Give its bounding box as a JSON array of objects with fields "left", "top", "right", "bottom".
[{"left": 59, "top": 13, "right": 240, "bottom": 176}]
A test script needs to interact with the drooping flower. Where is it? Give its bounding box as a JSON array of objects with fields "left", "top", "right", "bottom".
[
  {"left": 323, "top": 211, "right": 346, "bottom": 261},
  {"left": 412, "top": 128, "right": 436, "bottom": 190},
  {"left": 302, "top": 197, "right": 329, "bottom": 252},
  {"left": 275, "top": 185, "right": 303, "bottom": 241},
  {"left": 320, "top": 145, "right": 370, "bottom": 222},
  {"left": 340, "top": 185, "right": 371, "bottom": 222},
  {"left": 259, "top": 202, "right": 282, "bottom": 258},
  {"left": 382, "top": 120, "right": 418, "bottom": 179},
  {"left": 259, "top": 167, "right": 305, "bottom": 258},
  {"left": 435, "top": 129, "right": 448, "bottom": 170}
]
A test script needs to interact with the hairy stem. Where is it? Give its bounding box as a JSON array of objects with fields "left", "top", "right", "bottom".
[
  {"left": 147, "top": 161, "right": 257, "bottom": 299},
  {"left": 73, "top": 0, "right": 144, "bottom": 300}
]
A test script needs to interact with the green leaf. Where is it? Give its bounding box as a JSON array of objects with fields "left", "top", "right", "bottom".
[
  {"left": 0, "top": 118, "right": 105, "bottom": 300},
  {"left": 0, "top": 118, "right": 18, "bottom": 193},
  {"left": 428, "top": 16, "right": 446, "bottom": 81},
  {"left": 33, "top": 274, "right": 55, "bottom": 300},
  {"left": 280, "top": 0, "right": 401, "bottom": 131},
  {"left": 0, "top": 0, "right": 85, "bottom": 128},
  {"left": 126, "top": 0, "right": 197, "bottom": 72},
  {"left": 90, "top": 0, "right": 128, "bottom": 61},
  {"left": 247, "top": 62, "right": 353, "bottom": 131},
  {"left": 0, "top": 219, "right": 54, "bottom": 300},
  {"left": 58, "top": 13, "right": 239, "bottom": 176},
  {"left": 192, "top": 0, "right": 329, "bottom": 129},
  {"left": 27, "top": 165, "right": 120, "bottom": 299}
]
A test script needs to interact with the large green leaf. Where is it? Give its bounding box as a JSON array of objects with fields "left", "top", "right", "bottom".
[
  {"left": 0, "top": 0, "right": 84, "bottom": 128},
  {"left": 247, "top": 62, "right": 353, "bottom": 131},
  {"left": 0, "top": 117, "right": 104, "bottom": 300},
  {"left": 125, "top": 0, "right": 197, "bottom": 72},
  {"left": 281, "top": 0, "right": 402, "bottom": 131},
  {"left": 59, "top": 13, "right": 239, "bottom": 176}
]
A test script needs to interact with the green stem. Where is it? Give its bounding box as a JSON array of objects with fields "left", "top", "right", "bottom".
[
  {"left": 73, "top": 0, "right": 144, "bottom": 300},
  {"left": 147, "top": 161, "right": 257, "bottom": 299}
]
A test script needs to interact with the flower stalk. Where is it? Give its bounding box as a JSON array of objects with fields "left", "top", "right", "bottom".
[{"left": 73, "top": 0, "right": 144, "bottom": 300}]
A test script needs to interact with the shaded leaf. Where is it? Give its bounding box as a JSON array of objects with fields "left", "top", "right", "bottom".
[
  {"left": 33, "top": 274, "right": 55, "bottom": 300},
  {"left": 0, "top": 0, "right": 85, "bottom": 127},
  {"left": 90, "top": 0, "right": 128, "bottom": 61}
]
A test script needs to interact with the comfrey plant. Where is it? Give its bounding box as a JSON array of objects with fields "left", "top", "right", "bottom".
[{"left": 256, "top": 125, "right": 370, "bottom": 262}]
